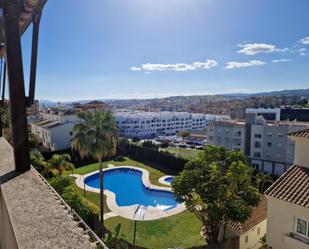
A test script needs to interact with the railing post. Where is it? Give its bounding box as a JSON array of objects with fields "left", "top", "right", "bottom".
[{"left": 3, "top": 0, "right": 30, "bottom": 172}]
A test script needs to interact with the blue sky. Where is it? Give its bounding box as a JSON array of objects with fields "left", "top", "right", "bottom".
[{"left": 21, "top": 0, "right": 309, "bottom": 101}]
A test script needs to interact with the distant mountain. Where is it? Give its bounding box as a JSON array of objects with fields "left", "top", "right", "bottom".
[
  {"left": 250, "top": 88, "right": 309, "bottom": 97},
  {"left": 39, "top": 88, "right": 309, "bottom": 107}
]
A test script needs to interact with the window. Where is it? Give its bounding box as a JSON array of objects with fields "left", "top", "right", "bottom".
[
  {"left": 253, "top": 163, "right": 259, "bottom": 170},
  {"left": 234, "top": 131, "right": 241, "bottom": 137},
  {"left": 297, "top": 218, "right": 307, "bottom": 236},
  {"left": 267, "top": 142, "right": 272, "bottom": 147},
  {"left": 254, "top": 134, "right": 262, "bottom": 138},
  {"left": 253, "top": 152, "right": 261, "bottom": 158},
  {"left": 257, "top": 227, "right": 260, "bottom": 235},
  {"left": 254, "top": 141, "right": 261, "bottom": 148},
  {"left": 278, "top": 133, "right": 284, "bottom": 138},
  {"left": 245, "top": 235, "right": 248, "bottom": 243}
]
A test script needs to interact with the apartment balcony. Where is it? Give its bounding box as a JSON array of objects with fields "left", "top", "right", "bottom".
[
  {"left": 0, "top": 1, "right": 107, "bottom": 247},
  {"left": 0, "top": 138, "right": 107, "bottom": 249}
]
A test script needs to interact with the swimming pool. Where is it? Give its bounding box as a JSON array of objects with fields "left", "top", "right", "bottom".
[
  {"left": 84, "top": 168, "right": 178, "bottom": 211},
  {"left": 164, "top": 176, "right": 174, "bottom": 184}
]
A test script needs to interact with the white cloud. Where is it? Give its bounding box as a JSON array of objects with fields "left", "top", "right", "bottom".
[
  {"left": 131, "top": 60, "right": 218, "bottom": 72},
  {"left": 225, "top": 60, "right": 266, "bottom": 69},
  {"left": 237, "top": 43, "right": 289, "bottom": 55},
  {"left": 141, "top": 63, "right": 196, "bottom": 72},
  {"left": 192, "top": 60, "right": 218, "bottom": 69},
  {"left": 298, "top": 48, "right": 307, "bottom": 56},
  {"left": 130, "top": 66, "right": 142, "bottom": 71},
  {"left": 299, "top": 37, "right": 309, "bottom": 45},
  {"left": 272, "top": 58, "right": 292, "bottom": 63}
]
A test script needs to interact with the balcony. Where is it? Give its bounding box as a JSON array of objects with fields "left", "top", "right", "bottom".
[{"left": 0, "top": 138, "right": 107, "bottom": 249}]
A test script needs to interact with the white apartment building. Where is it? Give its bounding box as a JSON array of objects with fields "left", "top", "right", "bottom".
[
  {"left": 207, "top": 113, "right": 309, "bottom": 175},
  {"left": 31, "top": 109, "right": 79, "bottom": 151},
  {"left": 207, "top": 120, "right": 246, "bottom": 152},
  {"left": 114, "top": 110, "right": 229, "bottom": 138},
  {"left": 265, "top": 128, "right": 309, "bottom": 249}
]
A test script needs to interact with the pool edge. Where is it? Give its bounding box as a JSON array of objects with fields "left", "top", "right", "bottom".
[{"left": 74, "top": 166, "right": 186, "bottom": 221}]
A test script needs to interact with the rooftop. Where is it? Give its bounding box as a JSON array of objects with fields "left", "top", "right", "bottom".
[
  {"left": 288, "top": 128, "right": 309, "bottom": 138},
  {"left": 265, "top": 164, "right": 309, "bottom": 208},
  {"left": 224, "top": 197, "right": 267, "bottom": 234}
]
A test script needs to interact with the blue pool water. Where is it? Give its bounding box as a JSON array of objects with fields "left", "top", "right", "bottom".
[
  {"left": 164, "top": 176, "right": 174, "bottom": 184},
  {"left": 85, "top": 168, "right": 178, "bottom": 211}
]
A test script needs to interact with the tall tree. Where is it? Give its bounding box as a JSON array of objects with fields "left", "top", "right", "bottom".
[
  {"left": 72, "top": 110, "right": 117, "bottom": 224},
  {"left": 172, "top": 145, "right": 260, "bottom": 244},
  {"left": 45, "top": 154, "right": 74, "bottom": 176},
  {"left": 255, "top": 172, "right": 273, "bottom": 193}
]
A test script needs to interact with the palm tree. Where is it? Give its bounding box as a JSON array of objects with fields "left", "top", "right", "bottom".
[
  {"left": 45, "top": 154, "right": 74, "bottom": 177},
  {"left": 72, "top": 110, "right": 117, "bottom": 224}
]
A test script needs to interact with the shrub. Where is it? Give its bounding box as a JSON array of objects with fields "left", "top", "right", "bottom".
[
  {"left": 49, "top": 176, "right": 73, "bottom": 195},
  {"left": 118, "top": 142, "right": 187, "bottom": 172},
  {"left": 62, "top": 185, "right": 93, "bottom": 223},
  {"left": 160, "top": 141, "right": 169, "bottom": 148},
  {"left": 114, "top": 155, "right": 125, "bottom": 161},
  {"left": 178, "top": 130, "right": 190, "bottom": 138},
  {"left": 132, "top": 137, "right": 140, "bottom": 143},
  {"left": 142, "top": 140, "right": 158, "bottom": 149}
]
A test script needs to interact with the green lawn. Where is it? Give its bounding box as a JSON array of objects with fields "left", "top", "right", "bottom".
[
  {"left": 162, "top": 146, "right": 200, "bottom": 160},
  {"left": 105, "top": 210, "right": 205, "bottom": 249},
  {"left": 67, "top": 157, "right": 205, "bottom": 248}
]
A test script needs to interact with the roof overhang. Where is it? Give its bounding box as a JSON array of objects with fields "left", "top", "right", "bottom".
[{"left": 0, "top": 0, "right": 47, "bottom": 46}]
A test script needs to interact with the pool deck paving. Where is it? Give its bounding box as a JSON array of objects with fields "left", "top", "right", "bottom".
[
  {"left": 104, "top": 211, "right": 118, "bottom": 220},
  {"left": 158, "top": 175, "right": 175, "bottom": 186},
  {"left": 73, "top": 165, "right": 186, "bottom": 221}
]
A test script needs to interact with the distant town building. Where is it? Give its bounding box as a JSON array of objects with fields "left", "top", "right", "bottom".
[
  {"left": 265, "top": 128, "right": 309, "bottom": 249},
  {"left": 31, "top": 109, "right": 78, "bottom": 151},
  {"left": 245, "top": 107, "right": 309, "bottom": 122},
  {"left": 26, "top": 100, "right": 40, "bottom": 123},
  {"left": 71, "top": 100, "right": 109, "bottom": 113},
  {"left": 114, "top": 110, "right": 230, "bottom": 138},
  {"left": 207, "top": 113, "right": 309, "bottom": 175},
  {"left": 230, "top": 96, "right": 308, "bottom": 119},
  {"left": 246, "top": 108, "right": 281, "bottom": 121}
]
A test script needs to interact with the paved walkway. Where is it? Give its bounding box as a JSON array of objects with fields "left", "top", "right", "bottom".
[
  {"left": 104, "top": 212, "right": 118, "bottom": 220},
  {"left": 70, "top": 173, "right": 81, "bottom": 178}
]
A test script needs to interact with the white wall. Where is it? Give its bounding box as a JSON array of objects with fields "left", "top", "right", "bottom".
[
  {"left": 49, "top": 123, "right": 75, "bottom": 151},
  {"left": 291, "top": 137, "right": 309, "bottom": 168},
  {"left": 266, "top": 196, "right": 309, "bottom": 249},
  {"left": 239, "top": 220, "right": 267, "bottom": 249}
]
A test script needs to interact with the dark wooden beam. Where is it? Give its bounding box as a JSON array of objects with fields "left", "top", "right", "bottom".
[
  {"left": 3, "top": 0, "right": 30, "bottom": 172},
  {"left": 28, "top": 9, "right": 42, "bottom": 106}
]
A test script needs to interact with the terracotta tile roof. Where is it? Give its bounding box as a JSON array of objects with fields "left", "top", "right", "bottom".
[
  {"left": 225, "top": 197, "right": 267, "bottom": 234},
  {"left": 265, "top": 165, "right": 309, "bottom": 208},
  {"left": 288, "top": 128, "right": 309, "bottom": 138}
]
